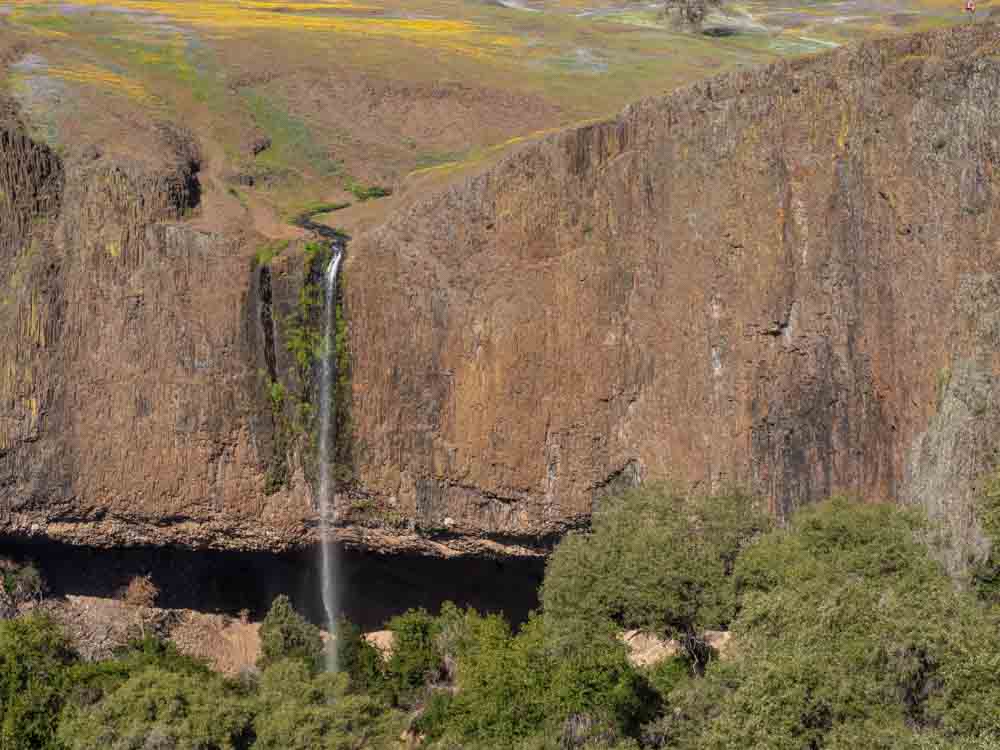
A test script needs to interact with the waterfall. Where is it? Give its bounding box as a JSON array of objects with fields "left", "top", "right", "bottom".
[{"left": 318, "top": 245, "right": 343, "bottom": 671}]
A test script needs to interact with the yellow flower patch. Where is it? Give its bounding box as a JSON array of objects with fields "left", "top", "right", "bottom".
[
  {"left": 17, "top": 0, "right": 523, "bottom": 60},
  {"left": 45, "top": 64, "right": 152, "bottom": 101}
]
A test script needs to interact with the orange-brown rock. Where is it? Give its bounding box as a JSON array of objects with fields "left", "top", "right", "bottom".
[
  {"left": 0, "top": 103, "right": 318, "bottom": 551},
  {"left": 2, "top": 24, "right": 1000, "bottom": 560},
  {"left": 345, "top": 24, "right": 1000, "bottom": 559}
]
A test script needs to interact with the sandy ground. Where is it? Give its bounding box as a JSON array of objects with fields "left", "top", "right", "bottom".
[{"left": 33, "top": 594, "right": 263, "bottom": 675}]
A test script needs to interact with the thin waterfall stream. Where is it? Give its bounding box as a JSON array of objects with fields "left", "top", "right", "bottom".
[{"left": 318, "top": 244, "right": 344, "bottom": 670}]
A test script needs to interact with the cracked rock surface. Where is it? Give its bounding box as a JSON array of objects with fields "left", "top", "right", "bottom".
[
  {"left": 3, "top": 24, "right": 1000, "bottom": 557},
  {"left": 346, "top": 24, "right": 1000, "bottom": 551}
]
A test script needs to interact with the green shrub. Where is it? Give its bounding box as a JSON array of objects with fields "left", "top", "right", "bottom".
[
  {"left": 258, "top": 595, "right": 324, "bottom": 673},
  {"left": 644, "top": 655, "right": 693, "bottom": 704},
  {"left": 253, "top": 659, "right": 402, "bottom": 750},
  {"left": 657, "top": 499, "right": 1000, "bottom": 749},
  {"left": 57, "top": 666, "right": 253, "bottom": 750},
  {"left": 973, "top": 470, "right": 1000, "bottom": 604},
  {"left": 437, "top": 613, "right": 551, "bottom": 747},
  {"left": 412, "top": 689, "right": 454, "bottom": 742},
  {"left": 0, "top": 614, "right": 76, "bottom": 750},
  {"left": 433, "top": 601, "right": 483, "bottom": 680},
  {"left": 385, "top": 608, "right": 442, "bottom": 703},
  {"left": 433, "top": 613, "right": 653, "bottom": 749},
  {"left": 334, "top": 617, "right": 386, "bottom": 695},
  {"left": 346, "top": 182, "right": 391, "bottom": 202},
  {"left": 546, "top": 634, "right": 659, "bottom": 738},
  {"left": 113, "top": 636, "right": 212, "bottom": 675},
  {"left": 0, "top": 561, "right": 44, "bottom": 606},
  {"left": 541, "top": 484, "right": 770, "bottom": 665}
]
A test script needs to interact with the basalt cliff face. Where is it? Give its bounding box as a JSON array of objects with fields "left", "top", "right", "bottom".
[
  {"left": 346, "top": 24, "right": 1000, "bottom": 557},
  {"left": 0, "top": 104, "right": 319, "bottom": 551},
  {"left": 2, "top": 25, "right": 999, "bottom": 558}
]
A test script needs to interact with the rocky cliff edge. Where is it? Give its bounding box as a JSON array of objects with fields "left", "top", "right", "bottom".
[{"left": 2, "top": 24, "right": 1000, "bottom": 560}]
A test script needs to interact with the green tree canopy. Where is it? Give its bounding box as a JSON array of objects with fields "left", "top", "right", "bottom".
[
  {"left": 0, "top": 615, "right": 76, "bottom": 750},
  {"left": 384, "top": 608, "right": 443, "bottom": 704},
  {"left": 253, "top": 659, "right": 401, "bottom": 750},
  {"left": 427, "top": 611, "right": 656, "bottom": 750},
  {"left": 541, "top": 484, "right": 771, "bottom": 662},
  {"left": 257, "top": 595, "right": 324, "bottom": 672},
  {"left": 57, "top": 666, "right": 252, "bottom": 750},
  {"left": 653, "top": 499, "right": 1000, "bottom": 749}
]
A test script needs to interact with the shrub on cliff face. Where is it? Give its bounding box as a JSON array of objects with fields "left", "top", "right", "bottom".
[
  {"left": 973, "top": 469, "right": 1000, "bottom": 604},
  {"left": 647, "top": 499, "right": 1000, "bottom": 749},
  {"left": 541, "top": 484, "right": 770, "bottom": 667},
  {"left": 257, "top": 595, "right": 324, "bottom": 672}
]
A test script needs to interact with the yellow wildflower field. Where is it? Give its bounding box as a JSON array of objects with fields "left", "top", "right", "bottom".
[{"left": 44, "top": 63, "right": 152, "bottom": 101}]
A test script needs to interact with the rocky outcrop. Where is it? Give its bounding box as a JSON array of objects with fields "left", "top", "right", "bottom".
[
  {"left": 661, "top": 0, "right": 724, "bottom": 31},
  {"left": 3, "top": 24, "right": 1000, "bottom": 557},
  {"left": 0, "top": 104, "right": 319, "bottom": 551},
  {"left": 903, "top": 273, "right": 1000, "bottom": 577},
  {"left": 344, "top": 24, "right": 1000, "bottom": 552},
  {"left": 619, "top": 629, "right": 734, "bottom": 667}
]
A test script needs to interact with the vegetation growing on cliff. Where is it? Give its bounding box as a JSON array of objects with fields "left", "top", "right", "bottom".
[
  {"left": 973, "top": 469, "right": 1000, "bottom": 605},
  {"left": 252, "top": 239, "right": 289, "bottom": 270},
  {"left": 331, "top": 281, "right": 354, "bottom": 484},
  {"left": 285, "top": 241, "right": 331, "bottom": 379},
  {"left": 261, "top": 240, "right": 345, "bottom": 493}
]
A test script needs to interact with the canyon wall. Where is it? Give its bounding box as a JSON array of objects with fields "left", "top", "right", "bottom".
[
  {"left": 0, "top": 103, "right": 320, "bottom": 551},
  {"left": 345, "top": 24, "right": 1000, "bottom": 557},
  {"left": 2, "top": 24, "right": 999, "bottom": 558}
]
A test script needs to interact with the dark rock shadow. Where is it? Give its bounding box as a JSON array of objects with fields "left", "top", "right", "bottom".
[{"left": 0, "top": 538, "right": 544, "bottom": 630}]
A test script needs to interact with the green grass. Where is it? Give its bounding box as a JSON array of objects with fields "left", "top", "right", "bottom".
[
  {"left": 254, "top": 239, "right": 289, "bottom": 268},
  {"left": 413, "top": 150, "right": 467, "bottom": 170},
  {"left": 242, "top": 88, "right": 341, "bottom": 178},
  {"left": 288, "top": 201, "right": 351, "bottom": 227},
  {"left": 11, "top": 11, "right": 74, "bottom": 34},
  {"left": 346, "top": 181, "right": 391, "bottom": 202}
]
